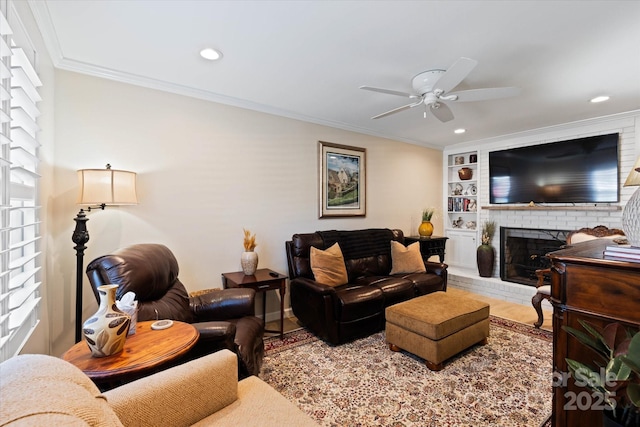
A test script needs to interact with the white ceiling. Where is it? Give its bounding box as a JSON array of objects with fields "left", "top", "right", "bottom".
[{"left": 29, "top": 0, "right": 640, "bottom": 149}]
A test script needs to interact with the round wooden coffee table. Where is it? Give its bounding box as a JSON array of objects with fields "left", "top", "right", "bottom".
[{"left": 63, "top": 320, "right": 198, "bottom": 390}]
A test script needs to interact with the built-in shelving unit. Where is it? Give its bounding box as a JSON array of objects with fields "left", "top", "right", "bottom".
[
  {"left": 446, "top": 151, "right": 478, "bottom": 232},
  {"left": 444, "top": 151, "right": 479, "bottom": 267}
]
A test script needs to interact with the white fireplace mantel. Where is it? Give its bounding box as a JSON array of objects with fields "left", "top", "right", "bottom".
[{"left": 481, "top": 205, "right": 621, "bottom": 211}]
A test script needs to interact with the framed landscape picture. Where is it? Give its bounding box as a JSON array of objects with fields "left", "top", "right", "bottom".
[{"left": 318, "top": 141, "right": 366, "bottom": 218}]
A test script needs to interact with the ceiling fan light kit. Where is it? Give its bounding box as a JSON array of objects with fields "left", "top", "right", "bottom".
[{"left": 360, "top": 57, "right": 520, "bottom": 123}]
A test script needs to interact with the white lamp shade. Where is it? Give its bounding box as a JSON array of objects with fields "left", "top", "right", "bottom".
[
  {"left": 77, "top": 168, "right": 138, "bottom": 205},
  {"left": 622, "top": 156, "right": 640, "bottom": 247},
  {"left": 623, "top": 156, "right": 640, "bottom": 187}
]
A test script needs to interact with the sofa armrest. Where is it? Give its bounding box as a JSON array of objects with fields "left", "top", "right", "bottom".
[
  {"left": 290, "top": 277, "right": 337, "bottom": 295},
  {"left": 104, "top": 350, "right": 238, "bottom": 427},
  {"left": 190, "top": 288, "right": 256, "bottom": 321},
  {"left": 425, "top": 261, "right": 448, "bottom": 291},
  {"left": 424, "top": 261, "right": 448, "bottom": 277}
]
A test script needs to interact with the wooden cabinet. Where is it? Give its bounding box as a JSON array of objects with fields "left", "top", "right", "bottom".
[
  {"left": 548, "top": 240, "right": 640, "bottom": 426},
  {"left": 404, "top": 236, "right": 448, "bottom": 263}
]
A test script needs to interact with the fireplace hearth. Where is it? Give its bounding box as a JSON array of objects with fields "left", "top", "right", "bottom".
[{"left": 500, "top": 227, "right": 570, "bottom": 286}]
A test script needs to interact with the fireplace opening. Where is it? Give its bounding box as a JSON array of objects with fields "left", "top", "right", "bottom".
[{"left": 499, "top": 227, "right": 570, "bottom": 286}]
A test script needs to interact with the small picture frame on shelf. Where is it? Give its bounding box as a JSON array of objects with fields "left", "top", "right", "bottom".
[
  {"left": 469, "top": 154, "right": 477, "bottom": 163},
  {"left": 454, "top": 156, "right": 465, "bottom": 165}
]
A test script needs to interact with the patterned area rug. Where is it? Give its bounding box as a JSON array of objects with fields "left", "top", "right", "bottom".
[{"left": 262, "top": 316, "right": 553, "bottom": 427}]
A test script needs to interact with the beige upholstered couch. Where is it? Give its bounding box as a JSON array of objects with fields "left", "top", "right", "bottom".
[{"left": 0, "top": 349, "right": 318, "bottom": 427}]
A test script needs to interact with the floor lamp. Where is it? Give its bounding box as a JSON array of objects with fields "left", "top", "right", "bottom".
[{"left": 73, "top": 164, "right": 138, "bottom": 343}]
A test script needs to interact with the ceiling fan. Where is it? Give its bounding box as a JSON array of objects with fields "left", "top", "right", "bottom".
[{"left": 360, "top": 57, "right": 520, "bottom": 122}]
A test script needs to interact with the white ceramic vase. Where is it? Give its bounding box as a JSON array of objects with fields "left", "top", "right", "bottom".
[
  {"left": 241, "top": 251, "right": 259, "bottom": 275},
  {"left": 83, "top": 284, "right": 131, "bottom": 357}
]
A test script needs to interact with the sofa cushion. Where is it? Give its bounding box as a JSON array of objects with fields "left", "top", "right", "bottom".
[
  {"left": 396, "top": 272, "right": 445, "bottom": 296},
  {"left": 310, "top": 243, "right": 348, "bottom": 287},
  {"left": 356, "top": 275, "right": 415, "bottom": 307},
  {"left": 334, "top": 286, "right": 384, "bottom": 322},
  {"left": 0, "top": 354, "right": 123, "bottom": 427},
  {"left": 390, "top": 241, "right": 426, "bottom": 275}
]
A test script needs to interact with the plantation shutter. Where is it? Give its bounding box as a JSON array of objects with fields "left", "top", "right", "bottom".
[{"left": 0, "top": 1, "right": 43, "bottom": 362}]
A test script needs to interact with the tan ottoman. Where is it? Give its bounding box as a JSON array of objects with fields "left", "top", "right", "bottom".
[{"left": 385, "top": 291, "right": 490, "bottom": 371}]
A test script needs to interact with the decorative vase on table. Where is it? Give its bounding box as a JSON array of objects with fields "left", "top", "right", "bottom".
[
  {"left": 241, "top": 251, "right": 258, "bottom": 275},
  {"left": 418, "top": 221, "right": 434, "bottom": 237},
  {"left": 82, "top": 284, "right": 131, "bottom": 357},
  {"left": 419, "top": 208, "right": 435, "bottom": 237}
]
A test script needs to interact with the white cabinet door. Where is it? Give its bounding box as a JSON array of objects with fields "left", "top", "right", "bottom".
[{"left": 446, "top": 230, "right": 477, "bottom": 267}]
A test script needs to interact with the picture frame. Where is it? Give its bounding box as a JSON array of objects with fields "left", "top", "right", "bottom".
[{"left": 318, "top": 141, "right": 366, "bottom": 218}]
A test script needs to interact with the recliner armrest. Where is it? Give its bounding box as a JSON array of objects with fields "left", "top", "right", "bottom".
[{"left": 190, "top": 288, "right": 256, "bottom": 321}]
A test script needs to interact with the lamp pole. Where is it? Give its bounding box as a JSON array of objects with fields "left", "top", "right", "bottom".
[{"left": 72, "top": 209, "right": 89, "bottom": 343}]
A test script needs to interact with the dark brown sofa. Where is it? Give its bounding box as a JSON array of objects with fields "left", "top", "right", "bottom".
[{"left": 285, "top": 228, "right": 448, "bottom": 345}]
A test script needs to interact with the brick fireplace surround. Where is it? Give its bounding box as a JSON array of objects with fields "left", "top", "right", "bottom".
[{"left": 444, "top": 112, "right": 639, "bottom": 312}]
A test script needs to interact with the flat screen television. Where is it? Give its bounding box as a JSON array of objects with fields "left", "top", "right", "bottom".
[{"left": 489, "top": 133, "right": 619, "bottom": 204}]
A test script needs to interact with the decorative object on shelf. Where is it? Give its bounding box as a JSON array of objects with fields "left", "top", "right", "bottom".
[
  {"left": 452, "top": 183, "right": 464, "bottom": 195},
  {"left": 454, "top": 156, "right": 465, "bottom": 165},
  {"left": 477, "top": 221, "right": 497, "bottom": 277},
  {"left": 468, "top": 199, "right": 477, "bottom": 212},
  {"left": 452, "top": 217, "right": 464, "bottom": 228},
  {"left": 418, "top": 208, "right": 435, "bottom": 237},
  {"left": 241, "top": 228, "right": 258, "bottom": 275},
  {"left": 458, "top": 167, "right": 473, "bottom": 180},
  {"left": 466, "top": 221, "right": 476, "bottom": 230},
  {"left": 82, "top": 284, "right": 131, "bottom": 357},
  {"left": 622, "top": 156, "right": 640, "bottom": 247},
  {"left": 562, "top": 320, "right": 640, "bottom": 427},
  {"left": 74, "top": 164, "right": 138, "bottom": 343},
  {"left": 469, "top": 154, "right": 478, "bottom": 163},
  {"left": 466, "top": 183, "right": 477, "bottom": 195}
]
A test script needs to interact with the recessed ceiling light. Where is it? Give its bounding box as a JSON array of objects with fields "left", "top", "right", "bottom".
[
  {"left": 200, "top": 48, "right": 222, "bottom": 61},
  {"left": 454, "top": 128, "right": 466, "bottom": 134},
  {"left": 590, "top": 95, "right": 610, "bottom": 103}
]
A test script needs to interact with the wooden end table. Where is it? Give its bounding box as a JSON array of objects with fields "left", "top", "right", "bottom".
[
  {"left": 404, "top": 236, "right": 449, "bottom": 263},
  {"left": 221, "top": 268, "right": 286, "bottom": 339},
  {"left": 62, "top": 320, "right": 198, "bottom": 390}
]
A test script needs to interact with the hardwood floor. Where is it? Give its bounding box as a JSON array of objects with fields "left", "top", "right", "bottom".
[{"left": 265, "top": 287, "right": 553, "bottom": 335}]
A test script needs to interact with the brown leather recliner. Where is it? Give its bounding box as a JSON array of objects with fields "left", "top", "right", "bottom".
[{"left": 85, "top": 243, "right": 264, "bottom": 378}]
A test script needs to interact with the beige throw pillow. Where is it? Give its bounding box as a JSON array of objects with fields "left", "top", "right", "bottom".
[
  {"left": 310, "top": 243, "right": 349, "bottom": 287},
  {"left": 390, "top": 240, "right": 426, "bottom": 274}
]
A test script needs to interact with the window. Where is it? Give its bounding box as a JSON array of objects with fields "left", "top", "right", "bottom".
[{"left": 0, "top": 1, "right": 43, "bottom": 362}]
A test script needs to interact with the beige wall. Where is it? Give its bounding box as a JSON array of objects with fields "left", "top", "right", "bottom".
[{"left": 47, "top": 70, "right": 443, "bottom": 356}]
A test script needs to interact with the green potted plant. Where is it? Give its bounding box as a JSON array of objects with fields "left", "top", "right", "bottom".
[
  {"left": 418, "top": 208, "right": 435, "bottom": 237},
  {"left": 563, "top": 320, "right": 640, "bottom": 427},
  {"left": 476, "top": 220, "right": 496, "bottom": 277}
]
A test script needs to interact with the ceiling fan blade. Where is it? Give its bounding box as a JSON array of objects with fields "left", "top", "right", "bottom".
[
  {"left": 429, "top": 102, "right": 454, "bottom": 123},
  {"left": 432, "top": 57, "right": 478, "bottom": 94},
  {"left": 448, "top": 87, "right": 521, "bottom": 102},
  {"left": 360, "top": 86, "right": 418, "bottom": 99},
  {"left": 371, "top": 100, "right": 423, "bottom": 119}
]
